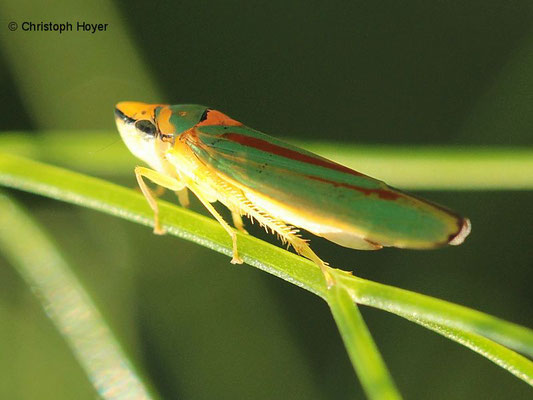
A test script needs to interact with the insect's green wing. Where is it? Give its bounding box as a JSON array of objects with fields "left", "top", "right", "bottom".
[{"left": 185, "top": 124, "right": 470, "bottom": 250}]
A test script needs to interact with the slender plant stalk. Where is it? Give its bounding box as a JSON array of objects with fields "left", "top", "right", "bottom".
[
  {"left": 338, "top": 274, "right": 533, "bottom": 359},
  {"left": 328, "top": 284, "right": 402, "bottom": 399},
  {"left": 415, "top": 319, "right": 533, "bottom": 386},
  {"left": 1, "top": 132, "right": 533, "bottom": 190},
  {"left": 0, "top": 192, "right": 159, "bottom": 400},
  {"left": 336, "top": 277, "right": 533, "bottom": 387},
  {"left": 1, "top": 152, "right": 533, "bottom": 389}
]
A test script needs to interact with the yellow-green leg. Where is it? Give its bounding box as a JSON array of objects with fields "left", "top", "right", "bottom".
[
  {"left": 287, "top": 236, "right": 335, "bottom": 288},
  {"left": 175, "top": 188, "right": 190, "bottom": 207},
  {"left": 188, "top": 186, "right": 243, "bottom": 264},
  {"left": 134, "top": 166, "right": 186, "bottom": 235},
  {"left": 231, "top": 210, "right": 248, "bottom": 234}
]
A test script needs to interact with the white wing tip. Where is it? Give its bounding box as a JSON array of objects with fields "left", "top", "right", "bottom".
[{"left": 449, "top": 218, "right": 471, "bottom": 246}]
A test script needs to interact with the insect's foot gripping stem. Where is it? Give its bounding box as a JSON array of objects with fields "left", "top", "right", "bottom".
[
  {"left": 152, "top": 216, "right": 166, "bottom": 235},
  {"left": 231, "top": 256, "right": 243, "bottom": 264},
  {"left": 308, "top": 257, "right": 336, "bottom": 288},
  {"left": 312, "top": 259, "right": 335, "bottom": 289},
  {"left": 321, "top": 265, "right": 336, "bottom": 289},
  {"left": 288, "top": 237, "right": 336, "bottom": 288},
  {"left": 230, "top": 232, "right": 243, "bottom": 264}
]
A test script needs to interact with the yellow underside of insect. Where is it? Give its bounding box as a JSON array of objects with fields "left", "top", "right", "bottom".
[{"left": 135, "top": 139, "right": 336, "bottom": 287}]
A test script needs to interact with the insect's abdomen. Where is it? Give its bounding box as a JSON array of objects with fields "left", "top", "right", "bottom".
[{"left": 252, "top": 171, "right": 468, "bottom": 249}]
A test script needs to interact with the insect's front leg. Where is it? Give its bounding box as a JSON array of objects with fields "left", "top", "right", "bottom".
[{"left": 134, "top": 166, "right": 186, "bottom": 235}]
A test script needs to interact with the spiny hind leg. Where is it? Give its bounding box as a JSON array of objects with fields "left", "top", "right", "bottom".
[
  {"left": 235, "top": 201, "right": 335, "bottom": 287},
  {"left": 286, "top": 235, "right": 335, "bottom": 288},
  {"left": 231, "top": 210, "right": 248, "bottom": 234},
  {"left": 194, "top": 170, "right": 334, "bottom": 286},
  {"left": 134, "top": 166, "right": 186, "bottom": 235},
  {"left": 189, "top": 187, "right": 243, "bottom": 264}
]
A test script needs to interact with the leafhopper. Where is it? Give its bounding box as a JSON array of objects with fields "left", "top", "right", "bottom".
[{"left": 115, "top": 102, "right": 471, "bottom": 287}]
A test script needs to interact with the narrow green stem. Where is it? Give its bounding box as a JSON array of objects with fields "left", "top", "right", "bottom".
[
  {"left": 292, "top": 141, "right": 533, "bottom": 190},
  {"left": 339, "top": 274, "right": 533, "bottom": 359},
  {"left": 1, "top": 132, "right": 533, "bottom": 189},
  {"left": 0, "top": 193, "right": 159, "bottom": 400},
  {"left": 415, "top": 319, "right": 533, "bottom": 386},
  {"left": 328, "top": 284, "right": 402, "bottom": 399},
  {"left": 1, "top": 153, "right": 533, "bottom": 388}
]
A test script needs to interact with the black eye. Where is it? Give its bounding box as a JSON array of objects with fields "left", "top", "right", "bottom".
[{"left": 135, "top": 120, "right": 157, "bottom": 136}]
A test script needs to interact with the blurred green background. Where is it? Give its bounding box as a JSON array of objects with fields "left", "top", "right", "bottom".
[{"left": 0, "top": 1, "right": 532, "bottom": 399}]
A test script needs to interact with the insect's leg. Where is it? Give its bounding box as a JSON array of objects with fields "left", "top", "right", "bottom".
[
  {"left": 231, "top": 210, "right": 248, "bottom": 234},
  {"left": 154, "top": 186, "right": 166, "bottom": 197},
  {"left": 236, "top": 200, "right": 335, "bottom": 287},
  {"left": 284, "top": 235, "right": 335, "bottom": 288},
  {"left": 134, "top": 166, "right": 185, "bottom": 235},
  {"left": 175, "top": 188, "right": 190, "bottom": 207},
  {"left": 192, "top": 169, "right": 334, "bottom": 286},
  {"left": 190, "top": 188, "right": 243, "bottom": 264}
]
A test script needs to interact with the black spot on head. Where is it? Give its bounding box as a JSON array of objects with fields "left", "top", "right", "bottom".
[{"left": 199, "top": 108, "right": 212, "bottom": 123}]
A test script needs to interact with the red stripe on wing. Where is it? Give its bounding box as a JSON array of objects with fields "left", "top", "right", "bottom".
[
  {"left": 305, "top": 175, "right": 402, "bottom": 200},
  {"left": 221, "top": 133, "right": 367, "bottom": 177}
]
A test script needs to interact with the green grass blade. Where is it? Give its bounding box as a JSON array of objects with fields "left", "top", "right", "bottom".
[
  {"left": 337, "top": 274, "right": 533, "bottom": 360},
  {"left": 1, "top": 131, "right": 533, "bottom": 189},
  {"left": 0, "top": 192, "right": 159, "bottom": 400},
  {"left": 415, "top": 319, "right": 533, "bottom": 386},
  {"left": 1, "top": 152, "right": 533, "bottom": 388},
  {"left": 292, "top": 141, "right": 533, "bottom": 190},
  {"left": 328, "top": 284, "right": 402, "bottom": 399},
  {"left": 0, "top": 152, "right": 327, "bottom": 295}
]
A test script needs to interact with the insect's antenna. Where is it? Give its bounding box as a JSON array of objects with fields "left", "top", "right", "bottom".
[{"left": 88, "top": 138, "right": 122, "bottom": 155}]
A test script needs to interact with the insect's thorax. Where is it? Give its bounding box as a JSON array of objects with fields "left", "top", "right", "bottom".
[{"left": 165, "top": 138, "right": 222, "bottom": 202}]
